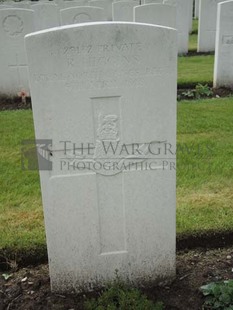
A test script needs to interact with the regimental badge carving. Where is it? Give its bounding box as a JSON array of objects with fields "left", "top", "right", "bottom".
[
  {"left": 53, "top": 113, "right": 166, "bottom": 176},
  {"left": 3, "top": 15, "right": 23, "bottom": 36},
  {"left": 94, "top": 114, "right": 119, "bottom": 164},
  {"left": 73, "top": 13, "right": 91, "bottom": 24},
  {"left": 97, "top": 114, "right": 119, "bottom": 141}
]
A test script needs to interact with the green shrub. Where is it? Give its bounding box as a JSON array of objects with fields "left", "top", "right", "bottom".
[
  {"left": 195, "top": 83, "right": 213, "bottom": 99},
  {"left": 182, "top": 84, "right": 214, "bottom": 100},
  {"left": 84, "top": 282, "right": 164, "bottom": 310},
  {"left": 200, "top": 280, "right": 233, "bottom": 309}
]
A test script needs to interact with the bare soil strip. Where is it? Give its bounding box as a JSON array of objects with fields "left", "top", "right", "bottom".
[{"left": 1, "top": 247, "right": 233, "bottom": 310}]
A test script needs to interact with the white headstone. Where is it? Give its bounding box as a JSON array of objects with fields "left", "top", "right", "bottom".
[
  {"left": 112, "top": 0, "right": 137, "bottom": 21},
  {"left": 194, "top": 0, "right": 199, "bottom": 18},
  {"left": 0, "top": 8, "right": 34, "bottom": 96},
  {"left": 134, "top": 4, "right": 176, "bottom": 29},
  {"left": 11, "top": 1, "right": 30, "bottom": 9},
  {"left": 30, "top": 1, "right": 52, "bottom": 5},
  {"left": 214, "top": 0, "right": 233, "bottom": 89},
  {"left": 164, "top": 0, "right": 190, "bottom": 54},
  {"left": 88, "top": 0, "right": 112, "bottom": 20},
  {"left": 60, "top": 6, "right": 106, "bottom": 24},
  {"left": 61, "top": 0, "right": 89, "bottom": 9},
  {"left": 198, "top": 0, "right": 223, "bottom": 52},
  {"left": 25, "top": 22, "right": 177, "bottom": 292},
  {"left": 142, "top": 0, "right": 163, "bottom": 4},
  {"left": 113, "top": 0, "right": 136, "bottom": 1},
  {"left": 0, "top": 5, "right": 12, "bottom": 8},
  {"left": 54, "top": 0, "right": 64, "bottom": 9},
  {"left": 188, "top": 0, "right": 193, "bottom": 33},
  {"left": 33, "top": 3, "right": 60, "bottom": 31}
]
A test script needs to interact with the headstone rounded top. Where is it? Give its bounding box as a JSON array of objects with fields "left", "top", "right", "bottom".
[
  {"left": 26, "top": 20, "right": 177, "bottom": 38},
  {"left": 0, "top": 8, "right": 34, "bottom": 11}
]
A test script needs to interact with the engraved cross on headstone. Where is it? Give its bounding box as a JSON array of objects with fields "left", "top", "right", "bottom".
[
  {"left": 51, "top": 96, "right": 161, "bottom": 256},
  {"left": 8, "top": 53, "right": 28, "bottom": 90}
]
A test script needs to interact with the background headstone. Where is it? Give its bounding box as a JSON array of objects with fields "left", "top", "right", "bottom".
[
  {"left": 214, "top": 0, "right": 233, "bottom": 89},
  {"left": 164, "top": 0, "right": 190, "bottom": 54},
  {"left": 141, "top": 0, "right": 163, "bottom": 4},
  {"left": 112, "top": 0, "right": 137, "bottom": 21},
  {"left": 0, "top": 8, "right": 34, "bottom": 96},
  {"left": 88, "top": 0, "right": 112, "bottom": 20},
  {"left": 198, "top": 0, "right": 223, "bottom": 52},
  {"left": 188, "top": 0, "right": 193, "bottom": 34},
  {"left": 194, "top": 0, "right": 199, "bottom": 18},
  {"left": 0, "top": 4, "right": 12, "bottom": 8},
  {"left": 33, "top": 3, "right": 60, "bottom": 31},
  {"left": 25, "top": 22, "right": 177, "bottom": 292},
  {"left": 54, "top": 0, "right": 65, "bottom": 9},
  {"left": 11, "top": 1, "right": 30, "bottom": 9},
  {"left": 61, "top": 0, "right": 89, "bottom": 9},
  {"left": 60, "top": 6, "right": 106, "bottom": 24},
  {"left": 134, "top": 3, "right": 176, "bottom": 29}
]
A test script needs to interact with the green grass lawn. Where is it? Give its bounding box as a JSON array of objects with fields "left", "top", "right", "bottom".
[
  {"left": 177, "top": 97, "right": 233, "bottom": 234},
  {"left": 0, "top": 97, "right": 233, "bottom": 252},
  {"left": 179, "top": 19, "right": 214, "bottom": 87},
  {"left": 189, "top": 33, "right": 197, "bottom": 52},
  {"left": 178, "top": 55, "right": 214, "bottom": 87},
  {"left": 0, "top": 110, "right": 45, "bottom": 251},
  {"left": 192, "top": 19, "right": 198, "bottom": 34}
]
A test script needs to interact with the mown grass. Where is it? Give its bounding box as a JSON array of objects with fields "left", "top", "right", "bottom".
[
  {"left": 179, "top": 19, "right": 214, "bottom": 87},
  {"left": 189, "top": 33, "right": 197, "bottom": 52},
  {"left": 0, "top": 97, "right": 233, "bottom": 251},
  {"left": 178, "top": 55, "right": 214, "bottom": 87},
  {"left": 177, "top": 97, "right": 233, "bottom": 234},
  {"left": 0, "top": 110, "right": 45, "bottom": 251},
  {"left": 192, "top": 19, "right": 198, "bottom": 34}
]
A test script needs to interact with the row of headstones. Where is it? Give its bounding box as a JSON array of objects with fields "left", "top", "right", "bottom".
[
  {"left": 195, "top": 0, "right": 232, "bottom": 55},
  {"left": 0, "top": 0, "right": 232, "bottom": 96},
  {"left": 197, "top": 0, "right": 228, "bottom": 53},
  {"left": 0, "top": 0, "right": 194, "bottom": 37},
  {"left": 0, "top": 0, "right": 193, "bottom": 96},
  {"left": 194, "top": 0, "right": 233, "bottom": 88},
  {"left": 2, "top": 0, "right": 230, "bottom": 55}
]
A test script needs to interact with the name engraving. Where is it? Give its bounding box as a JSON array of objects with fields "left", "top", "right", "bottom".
[
  {"left": 34, "top": 39, "right": 175, "bottom": 90},
  {"left": 222, "top": 35, "right": 233, "bottom": 45}
]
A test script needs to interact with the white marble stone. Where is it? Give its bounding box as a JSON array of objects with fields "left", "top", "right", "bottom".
[
  {"left": 25, "top": 22, "right": 177, "bottom": 292},
  {"left": 198, "top": 0, "right": 223, "bottom": 52},
  {"left": 61, "top": 0, "right": 89, "bottom": 9},
  {"left": 188, "top": 0, "right": 193, "bottom": 33},
  {"left": 134, "top": 3, "right": 176, "bottom": 29},
  {"left": 53, "top": 0, "right": 64, "bottom": 9},
  {"left": 194, "top": 0, "right": 199, "bottom": 18},
  {"left": 60, "top": 6, "right": 106, "bottom": 24},
  {"left": 112, "top": 0, "right": 137, "bottom": 21},
  {"left": 164, "top": 0, "right": 190, "bottom": 54},
  {"left": 0, "top": 4, "right": 12, "bottom": 8},
  {"left": 142, "top": 0, "right": 163, "bottom": 4},
  {"left": 32, "top": 3, "right": 60, "bottom": 31},
  {"left": 11, "top": 1, "right": 30, "bottom": 9},
  {"left": 0, "top": 8, "right": 34, "bottom": 95},
  {"left": 214, "top": 0, "right": 233, "bottom": 88},
  {"left": 88, "top": 0, "right": 112, "bottom": 20}
]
